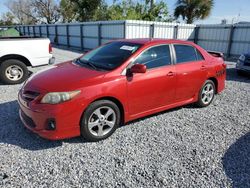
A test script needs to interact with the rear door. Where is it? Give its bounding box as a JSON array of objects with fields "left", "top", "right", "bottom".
[
  {"left": 173, "top": 44, "right": 207, "bottom": 102},
  {"left": 127, "top": 44, "right": 176, "bottom": 116}
]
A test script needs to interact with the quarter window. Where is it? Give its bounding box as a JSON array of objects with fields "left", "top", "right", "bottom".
[
  {"left": 174, "top": 45, "right": 203, "bottom": 64},
  {"left": 135, "top": 45, "right": 171, "bottom": 69},
  {"left": 196, "top": 49, "right": 205, "bottom": 61}
]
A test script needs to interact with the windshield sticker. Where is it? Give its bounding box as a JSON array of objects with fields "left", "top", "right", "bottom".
[{"left": 120, "top": 45, "right": 136, "bottom": 51}]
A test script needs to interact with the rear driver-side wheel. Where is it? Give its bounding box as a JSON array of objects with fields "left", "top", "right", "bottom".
[
  {"left": 80, "top": 100, "right": 121, "bottom": 142},
  {"left": 196, "top": 80, "right": 215, "bottom": 107}
]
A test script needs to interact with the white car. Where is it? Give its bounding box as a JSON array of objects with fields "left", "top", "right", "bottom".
[{"left": 0, "top": 37, "right": 54, "bottom": 84}]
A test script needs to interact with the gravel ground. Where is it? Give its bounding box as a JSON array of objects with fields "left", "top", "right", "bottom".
[{"left": 0, "top": 48, "right": 250, "bottom": 187}]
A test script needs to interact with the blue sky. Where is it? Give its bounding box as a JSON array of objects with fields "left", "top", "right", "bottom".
[{"left": 1, "top": 0, "right": 250, "bottom": 24}]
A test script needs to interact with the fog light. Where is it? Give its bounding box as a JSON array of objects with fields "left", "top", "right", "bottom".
[{"left": 46, "top": 119, "right": 56, "bottom": 130}]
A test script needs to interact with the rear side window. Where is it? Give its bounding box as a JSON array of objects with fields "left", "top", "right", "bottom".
[
  {"left": 174, "top": 45, "right": 203, "bottom": 64},
  {"left": 135, "top": 45, "right": 171, "bottom": 69},
  {"left": 196, "top": 49, "right": 204, "bottom": 61}
]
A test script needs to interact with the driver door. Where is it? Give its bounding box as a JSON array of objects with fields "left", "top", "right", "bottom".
[{"left": 126, "top": 44, "right": 176, "bottom": 117}]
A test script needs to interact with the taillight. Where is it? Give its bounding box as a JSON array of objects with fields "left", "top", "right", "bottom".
[{"left": 49, "top": 43, "right": 52, "bottom": 54}]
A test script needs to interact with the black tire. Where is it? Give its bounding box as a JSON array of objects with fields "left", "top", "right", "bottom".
[
  {"left": 80, "top": 100, "right": 121, "bottom": 142},
  {"left": 196, "top": 80, "right": 215, "bottom": 108},
  {"left": 0, "top": 59, "right": 29, "bottom": 84}
]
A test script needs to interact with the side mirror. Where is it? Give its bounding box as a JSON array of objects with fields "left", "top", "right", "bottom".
[{"left": 130, "top": 64, "right": 146, "bottom": 74}]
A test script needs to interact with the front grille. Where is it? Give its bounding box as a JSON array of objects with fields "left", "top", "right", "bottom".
[
  {"left": 22, "top": 90, "right": 40, "bottom": 102},
  {"left": 21, "top": 110, "right": 36, "bottom": 128}
]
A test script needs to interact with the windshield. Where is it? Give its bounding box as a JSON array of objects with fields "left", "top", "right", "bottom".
[{"left": 79, "top": 41, "right": 142, "bottom": 70}]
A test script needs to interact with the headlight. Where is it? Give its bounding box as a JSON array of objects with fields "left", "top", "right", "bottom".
[
  {"left": 41, "top": 90, "right": 81, "bottom": 104},
  {"left": 239, "top": 55, "right": 245, "bottom": 61}
]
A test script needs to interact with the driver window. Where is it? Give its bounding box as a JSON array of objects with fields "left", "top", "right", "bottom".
[{"left": 135, "top": 45, "right": 171, "bottom": 69}]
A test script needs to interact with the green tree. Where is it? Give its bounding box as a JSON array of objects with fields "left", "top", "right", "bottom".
[
  {"left": 174, "top": 0, "right": 214, "bottom": 24},
  {"left": 141, "top": 0, "right": 168, "bottom": 21},
  {"left": 107, "top": 0, "right": 142, "bottom": 20},
  {"left": 93, "top": 1, "right": 110, "bottom": 21},
  {"left": 69, "top": 0, "right": 102, "bottom": 21},
  {"left": 60, "top": 0, "right": 77, "bottom": 22},
  {"left": 106, "top": 0, "right": 168, "bottom": 21}
]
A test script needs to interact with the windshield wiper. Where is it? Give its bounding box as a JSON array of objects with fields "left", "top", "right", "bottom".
[{"left": 75, "top": 58, "right": 97, "bottom": 70}]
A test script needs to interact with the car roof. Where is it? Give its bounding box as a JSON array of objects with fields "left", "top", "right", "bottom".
[{"left": 117, "top": 38, "right": 195, "bottom": 46}]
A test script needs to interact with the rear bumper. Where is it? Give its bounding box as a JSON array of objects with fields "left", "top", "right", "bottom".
[{"left": 32, "top": 57, "right": 55, "bottom": 68}]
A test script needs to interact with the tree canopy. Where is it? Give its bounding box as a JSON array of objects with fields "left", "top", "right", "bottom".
[
  {"left": 174, "top": 0, "right": 214, "bottom": 24},
  {"left": 60, "top": 0, "right": 169, "bottom": 22},
  {"left": 0, "top": 0, "right": 215, "bottom": 26}
]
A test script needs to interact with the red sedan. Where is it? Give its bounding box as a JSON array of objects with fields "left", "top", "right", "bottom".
[{"left": 18, "top": 39, "right": 226, "bottom": 141}]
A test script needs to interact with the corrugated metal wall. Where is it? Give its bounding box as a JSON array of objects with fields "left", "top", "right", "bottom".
[
  {"left": 231, "top": 24, "right": 250, "bottom": 55},
  {"left": 17, "top": 21, "right": 125, "bottom": 50},
  {"left": 197, "top": 25, "right": 231, "bottom": 54},
  {"left": 125, "top": 20, "right": 196, "bottom": 40},
  {"left": 13, "top": 20, "right": 250, "bottom": 56}
]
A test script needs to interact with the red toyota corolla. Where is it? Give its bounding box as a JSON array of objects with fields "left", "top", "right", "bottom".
[{"left": 18, "top": 39, "right": 226, "bottom": 142}]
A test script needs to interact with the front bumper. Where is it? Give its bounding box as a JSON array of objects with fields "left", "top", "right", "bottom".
[{"left": 18, "top": 93, "right": 82, "bottom": 140}]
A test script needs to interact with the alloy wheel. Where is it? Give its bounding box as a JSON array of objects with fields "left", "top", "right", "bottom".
[
  {"left": 201, "top": 83, "right": 214, "bottom": 105},
  {"left": 88, "top": 106, "right": 116, "bottom": 137}
]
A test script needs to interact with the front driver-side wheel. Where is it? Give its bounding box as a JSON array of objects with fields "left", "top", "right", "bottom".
[
  {"left": 196, "top": 80, "right": 215, "bottom": 107},
  {"left": 80, "top": 100, "right": 121, "bottom": 142}
]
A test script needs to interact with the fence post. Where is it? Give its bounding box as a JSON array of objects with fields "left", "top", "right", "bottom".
[
  {"left": 28, "top": 26, "right": 30, "bottom": 36},
  {"left": 39, "top": 25, "right": 42, "bottom": 37},
  {"left": 98, "top": 22, "right": 102, "bottom": 46},
  {"left": 194, "top": 26, "right": 200, "bottom": 44},
  {"left": 23, "top": 26, "right": 26, "bottom": 35},
  {"left": 33, "top": 26, "right": 35, "bottom": 37},
  {"left": 66, "top": 24, "right": 70, "bottom": 48},
  {"left": 149, "top": 24, "right": 155, "bottom": 38},
  {"left": 55, "top": 25, "right": 58, "bottom": 45},
  {"left": 174, "top": 25, "right": 179, "bottom": 39},
  {"left": 46, "top": 24, "right": 49, "bottom": 38},
  {"left": 227, "top": 25, "right": 235, "bottom": 58},
  {"left": 123, "top": 21, "right": 127, "bottom": 39},
  {"left": 80, "top": 24, "right": 84, "bottom": 50}
]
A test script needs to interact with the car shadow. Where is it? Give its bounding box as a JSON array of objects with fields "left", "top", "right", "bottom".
[
  {"left": 222, "top": 132, "right": 250, "bottom": 188},
  {"left": 0, "top": 100, "right": 84, "bottom": 151},
  {"left": 123, "top": 105, "right": 186, "bottom": 127},
  {"left": 0, "top": 99, "right": 186, "bottom": 150}
]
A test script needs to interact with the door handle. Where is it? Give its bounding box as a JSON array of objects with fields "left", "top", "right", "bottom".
[
  {"left": 167, "top": 71, "right": 174, "bottom": 77},
  {"left": 201, "top": 65, "right": 207, "bottom": 70}
]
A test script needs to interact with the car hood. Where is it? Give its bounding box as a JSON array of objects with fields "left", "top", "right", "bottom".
[{"left": 24, "top": 61, "right": 106, "bottom": 92}]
